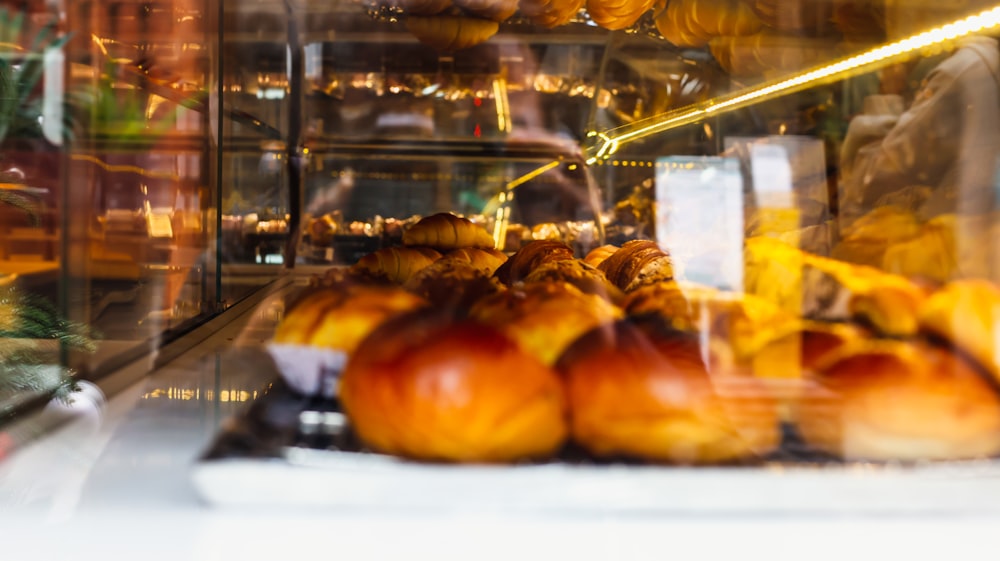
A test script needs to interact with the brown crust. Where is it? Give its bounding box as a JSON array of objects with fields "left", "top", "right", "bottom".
[
  {"left": 351, "top": 246, "right": 442, "bottom": 284},
  {"left": 597, "top": 240, "right": 674, "bottom": 292},
  {"left": 403, "top": 257, "right": 505, "bottom": 315},
  {"left": 556, "top": 320, "right": 780, "bottom": 464},
  {"left": 339, "top": 311, "right": 568, "bottom": 463},
  {"left": 795, "top": 341, "right": 1000, "bottom": 461},
  {"left": 470, "top": 281, "right": 623, "bottom": 365},
  {"left": 522, "top": 259, "right": 624, "bottom": 303},
  {"left": 518, "top": 0, "right": 585, "bottom": 27},
  {"left": 586, "top": 0, "right": 658, "bottom": 29},
  {"left": 919, "top": 279, "right": 1000, "bottom": 381},
  {"left": 493, "top": 240, "right": 575, "bottom": 285}
]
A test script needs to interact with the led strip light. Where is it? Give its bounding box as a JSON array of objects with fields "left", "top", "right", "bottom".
[{"left": 583, "top": 4, "right": 1000, "bottom": 163}]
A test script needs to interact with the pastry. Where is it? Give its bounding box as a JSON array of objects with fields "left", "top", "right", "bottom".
[
  {"left": 655, "top": 0, "right": 762, "bottom": 49},
  {"left": 522, "top": 259, "right": 624, "bottom": 303},
  {"left": 556, "top": 321, "right": 781, "bottom": 464},
  {"left": 351, "top": 246, "right": 442, "bottom": 284},
  {"left": 586, "top": 0, "right": 658, "bottom": 30},
  {"left": 470, "top": 281, "right": 623, "bottom": 365},
  {"left": 597, "top": 239, "right": 674, "bottom": 292},
  {"left": 403, "top": 257, "right": 505, "bottom": 315},
  {"left": 402, "top": 212, "right": 496, "bottom": 250},
  {"left": 919, "top": 279, "right": 1000, "bottom": 381},
  {"left": 795, "top": 341, "right": 1000, "bottom": 461},
  {"left": 454, "top": 0, "right": 519, "bottom": 20},
  {"left": 445, "top": 247, "right": 508, "bottom": 275},
  {"left": 406, "top": 15, "right": 500, "bottom": 51},
  {"left": 582, "top": 244, "right": 618, "bottom": 269},
  {"left": 519, "top": 0, "right": 585, "bottom": 27},
  {"left": 493, "top": 240, "right": 575, "bottom": 285},
  {"left": 339, "top": 310, "right": 568, "bottom": 463}
]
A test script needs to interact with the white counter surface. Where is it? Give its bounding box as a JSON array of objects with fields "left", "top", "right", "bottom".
[{"left": 3, "top": 288, "right": 1000, "bottom": 560}]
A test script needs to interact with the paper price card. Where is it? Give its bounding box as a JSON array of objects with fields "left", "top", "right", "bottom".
[{"left": 655, "top": 157, "right": 744, "bottom": 291}]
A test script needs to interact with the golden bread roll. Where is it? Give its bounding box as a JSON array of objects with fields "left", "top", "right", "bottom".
[
  {"left": 406, "top": 15, "right": 500, "bottom": 51},
  {"left": 403, "top": 257, "right": 505, "bottom": 314},
  {"left": 351, "top": 246, "right": 442, "bottom": 284},
  {"left": 586, "top": 0, "right": 657, "bottom": 30},
  {"left": 655, "top": 0, "right": 762, "bottom": 48},
  {"left": 597, "top": 239, "right": 674, "bottom": 292},
  {"left": 470, "top": 281, "right": 623, "bottom": 365},
  {"left": 919, "top": 279, "right": 1000, "bottom": 381},
  {"left": 402, "top": 212, "right": 496, "bottom": 250},
  {"left": 795, "top": 341, "right": 1000, "bottom": 461},
  {"left": 522, "top": 259, "right": 624, "bottom": 303},
  {"left": 273, "top": 285, "right": 427, "bottom": 354},
  {"left": 583, "top": 244, "right": 618, "bottom": 269},
  {"left": 519, "top": 0, "right": 585, "bottom": 27},
  {"left": 445, "top": 247, "right": 508, "bottom": 275},
  {"left": 493, "top": 240, "right": 575, "bottom": 285},
  {"left": 556, "top": 321, "right": 780, "bottom": 464},
  {"left": 454, "top": 0, "right": 519, "bottom": 20},
  {"left": 339, "top": 311, "right": 568, "bottom": 463},
  {"left": 389, "top": 0, "right": 454, "bottom": 15}
]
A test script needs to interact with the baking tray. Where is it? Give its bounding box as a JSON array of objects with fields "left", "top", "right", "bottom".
[{"left": 192, "top": 376, "right": 1000, "bottom": 515}]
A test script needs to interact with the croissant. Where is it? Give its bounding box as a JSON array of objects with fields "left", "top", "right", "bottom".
[
  {"left": 519, "top": 0, "right": 585, "bottom": 27},
  {"left": 352, "top": 246, "right": 442, "bottom": 284},
  {"left": 583, "top": 244, "right": 618, "bottom": 269},
  {"left": 586, "top": 0, "right": 657, "bottom": 30},
  {"left": 406, "top": 15, "right": 500, "bottom": 51},
  {"left": 655, "top": 0, "right": 761, "bottom": 48},
  {"left": 404, "top": 257, "right": 505, "bottom": 314},
  {"left": 523, "top": 259, "right": 624, "bottom": 303},
  {"left": 597, "top": 240, "right": 674, "bottom": 292},
  {"left": 493, "top": 240, "right": 575, "bottom": 285},
  {"left": 446, "top": 247, "right": 508, "bottom": 274},
  {"left": 454, "top": 0, "right": 519, "bottom": 21},
  {"left": 402, "top": 212, "right": 496, "bottom": 250}
]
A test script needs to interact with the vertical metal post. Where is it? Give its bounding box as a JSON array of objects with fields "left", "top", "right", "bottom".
[{"left": 283, "top": 0, "right": 303, "bottom": 269}]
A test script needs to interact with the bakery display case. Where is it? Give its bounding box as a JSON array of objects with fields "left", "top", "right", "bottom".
[{"left": 3, "top": 0, "right": 1000, "bottom": 521}]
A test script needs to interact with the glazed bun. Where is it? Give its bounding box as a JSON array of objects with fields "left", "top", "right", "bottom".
[
  {"left": 522, "top": 259, "right": 623, "bottom": 303},
  {"left": 406, "top": 15, "right": 500, "bottom": 51},
  {"left": 445, "top": 246, "right": 508, "bottom": 275},
  {"left": 919, "top": 279, "right": 1000, "bottom": 381},
  {"left": 557, "top": 321, "right": 780, "bottom": 464},
  {"left": 471, "top": 281, "right": 622, "bottom": 365},
  {"left": 273, "top": 285, "right": 427, "bottom": 354},
  {"left": 339, "top": 311, "right": 568, "bottom": 463},
  {"left": 795, "top": 341, "right": 1000, "bottom": 461},
  {"left": 582, "top": 244, "right": 618, "bottom": 269},
  {"left": 402, "top": 212, "right": 496, "bottom": 250},
  {"left": 403, "top": 257, "right": 505, "bottom": 314},
  {"left": 586, "top": 0, "right": 657, "bottom": 30},
  {"left": 494, "top": 240, "right": 575, "bottom": 285},
  {"left": 351, "top": 246, "right": 442, "bottom": 284},
  {"left": 598, "top": 239, "right": 674, "bottom": 292},
  {"left": 519, "top": 0, "right": 584, "bottom": 27},
  {"left": 454, "top": 0, "right": 519, "bottom": 21}
]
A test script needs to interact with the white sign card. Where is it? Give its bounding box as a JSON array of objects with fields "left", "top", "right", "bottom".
[{"left": 655, "top": 156, "right": 744, "bottom": 291}]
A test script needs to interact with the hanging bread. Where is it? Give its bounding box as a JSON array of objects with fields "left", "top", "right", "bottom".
[
  {"left": 709, "top": 32, "right": 833, "bottom": 76},
  {"left": 654, "top": 0, "right": 762, "bottom": 49},
  {"left": 388, "top": 0, "right": 454, "bottom": 15},
  {"left": 586, "top": 0, "right": 658, "bottom": 30},
  {"left": 402, "top": 212, "right": 496, "bottom": 250},
  {"left": 406, "top": 15, "right": 500, "bottom": 51},
  {"left": 454, "top": 0, "right": 519, "bottom": 21},
  {"left": 519, "top": 0, "right": 585, "bottom": 27}
]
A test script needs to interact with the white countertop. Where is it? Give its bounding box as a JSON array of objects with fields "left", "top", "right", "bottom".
[{"left": 3, "top": 288, "right": 1000, "bottom": 560}]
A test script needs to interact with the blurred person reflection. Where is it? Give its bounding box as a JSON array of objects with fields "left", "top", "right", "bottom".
[{"left": 838, "top": 0, "right": 1000, "bottom": 279}]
